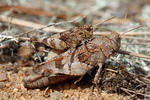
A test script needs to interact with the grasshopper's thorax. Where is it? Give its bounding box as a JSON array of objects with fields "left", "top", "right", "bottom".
[{"left": 60, "top": 24, "right": 93, "bottom": 48}]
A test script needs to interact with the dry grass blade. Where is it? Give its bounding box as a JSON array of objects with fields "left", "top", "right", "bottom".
[
  {"left": 121, "top": 25, "right": 143, "bottom": 36},
  {"left": 93, "top": 16, "right": 116, "bottom": 28},
  {"left": 118, "top": 50, "right": 150, "bottom": 59},
  {"left": 122, "top": 43, "right": 150, "bottom": 45},
  {"left": 94, "top": 31, "right": 150, "bottom": 36},
  {"left": 121, "top": 87, "right": 150, "bottom": 98},
  {"left": 0, "top": 5, "right": 68, "bottom": 20},
  {"left": 123, "top": 36, "right": 150, "bottom": 42},
  {"left": 94, "top": 18, "right": 150, "bottom": 24},
  {"left": 0, "top": 15, "right": 64, "bottom": 33},
  {"left": 0, "top": 5, "right": 53, "bottom": 16},
  {"left": 25, "top": 16, "right": 86, "bottom": 34}
]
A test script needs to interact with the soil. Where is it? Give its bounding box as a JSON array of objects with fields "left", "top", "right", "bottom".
[{"left": 0, "top": 63, "right": 133, "bottom": 100}]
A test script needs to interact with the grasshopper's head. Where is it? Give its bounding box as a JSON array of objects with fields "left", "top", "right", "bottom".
[{"left": 79, "top": 25, "right": 93, "bottom": 40}]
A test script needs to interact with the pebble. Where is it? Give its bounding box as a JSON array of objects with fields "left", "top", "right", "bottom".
[
  {"left": 0, "top": 82, "right": 6, "bottom": 89},
  {"left": 18, "top": 44, "right": 35, "bottom": 59},
  {"left": 35, "top": 89, "right": 40, "bottom": 92},
  {"left": 13, "top": 88, "right": 18, "bottom": 92},
  {"left": 20, "top": 84, "right": 27, "bottom": 92},
  {"left": 0, "top": 73, "right": 8, "bottom": 82},
  {"left": 50, "top": 91, "right": 63, "bottom": 100},
  {"left": 20, "top": 96, "right": 26, "bottom": 100},
  {"left": 5, "top": 82, "right": 11, "bottom": 87}
]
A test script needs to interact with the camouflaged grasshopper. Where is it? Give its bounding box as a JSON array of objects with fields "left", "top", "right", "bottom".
[{"left": 23, "top": 31, "right": 121, "bottom": 88}]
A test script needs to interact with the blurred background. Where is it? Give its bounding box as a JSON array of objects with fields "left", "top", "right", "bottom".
[{"left": 0, "top": 0, "right": 150, "bottom": 30}]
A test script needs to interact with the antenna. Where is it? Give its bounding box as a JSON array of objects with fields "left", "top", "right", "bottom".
[
  {"left": 23, "top": 16, "right": 87, "bottom": 35},
  {"left": 121, "top": 8, "right": 129, "bottom": 25},
  {"left": 93, "top": 16, "right": 116, "bottom": 30},
  {"left": 121, "top": 25, "right": 143, "bottom": 36},
  {"left": 120, "top": 9, "right": 144, "bottom": 36}
]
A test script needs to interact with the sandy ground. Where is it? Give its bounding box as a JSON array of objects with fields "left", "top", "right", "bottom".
[{"left": 0, "top": 64, "right": 131, "bottom": 100}]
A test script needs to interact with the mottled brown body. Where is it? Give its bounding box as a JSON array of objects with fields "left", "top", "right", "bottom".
[
  {"left": 42, "top": 25, "right": 93, "bottom": 51},
  {"left": 24, "top": 31, "right": 121, "bottom": 88}
]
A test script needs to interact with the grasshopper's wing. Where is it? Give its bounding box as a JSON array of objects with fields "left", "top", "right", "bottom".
[{"left": 24, "top": 58, "right": 93, "bottom": 88}]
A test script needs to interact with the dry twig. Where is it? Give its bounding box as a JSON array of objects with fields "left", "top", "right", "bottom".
[
  {"left": 121, "top": 87, "right": 150, "bottom": 98},
  {"left": 94, "top": 18, "right": 150, "bottom": 24},
  {"left": 0, "top": 5, "right": 68, "bottom": 20},
  {"left": 0, "top": 15, "right": 64, "bottom": 33}
]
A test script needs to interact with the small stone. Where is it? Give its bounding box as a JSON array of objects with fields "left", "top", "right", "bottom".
[
  {"left": 35, "top": 89, "right": 40, "bottom": 92},
  {"left": 13, "top": 67, "right": 19, "bottom": 73},
  {"left": 70, "top": 96, "right": 78, "bottom": 100},
  {"left": 0, "top": 82, "right": 6, "bottom": 88},
  {"left": 0, "top": 73, "right": 8, "bottom": 82},
  {"left": 64, "top": 93, "right": 69, "bottom": 98},
  {"left": 13, "top": 88, "right": 18, "bottom": 92},
  {"left": 28, "top": 95, "right": 32, "bottom": 99},
  {"left": 18, "top": 44, "right": 35, "bottom": 59},
  {"left": 5, "top": 82, "right": 11, "bottom": 87},
  {"left": 50, "top": 91, "right": 63, "bottom": 100},
  {"left": 20, "top": 96, "right": 26, "bottom": 100},
  {"left": 20, "top": 84, "right": 27, "bottom": 92},
  {"left": 5, "top": 66, "right": 13, "bottom": 71},
  {"left": 38, "top": 46, "right": 45, "bottom": 52}
]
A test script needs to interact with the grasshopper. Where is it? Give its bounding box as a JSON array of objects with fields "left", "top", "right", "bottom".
[{"left": 23, "top": 31, "right": 121, "bottom": 88}]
